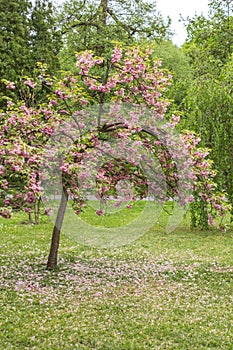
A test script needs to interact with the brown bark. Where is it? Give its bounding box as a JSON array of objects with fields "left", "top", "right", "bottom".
[
  {"left": 99, "top": 0, "right": 108, "bottom": 26},
  {"left": 46, "top": 186, "right": 69, "bottom": 269}
]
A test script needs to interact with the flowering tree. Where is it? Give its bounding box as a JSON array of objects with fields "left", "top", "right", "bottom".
[{"left": 0, "top": 46, "right": 230, "bottom": 269}]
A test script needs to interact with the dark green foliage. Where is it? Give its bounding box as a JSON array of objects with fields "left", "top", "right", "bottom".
[
  {"left": 0, "top": 0, "right": 61, "bottom": 105},
  {"left": 0, "top": 0, "right": 32, "bottom": 100},
  {"left": 31, "top": 0, "right": 62, "bottom": 74},
  {"left": 183, "top": 0, "right": 233, "bottom": 218},
  {"left": 152, "top": 40, "right": 192, "bottom": 108}
]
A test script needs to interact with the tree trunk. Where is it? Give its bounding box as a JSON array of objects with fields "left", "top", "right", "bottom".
[
  {"left": 95, "top": 0, "right": 108, "bottom": 55},
  {"left": 99, "top": 0, "right": 108, "bottom": 26},
  {"left": 46, "top": 186, "right": 68, "bottom": 269}
]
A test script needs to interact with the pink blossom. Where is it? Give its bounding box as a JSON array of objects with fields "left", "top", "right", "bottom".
[
  {"left": 1, "top": 179, "right": 8, "bottom": 190},
  {"left": 7, "top": 100, "right": 14, "bottom": 108},
  {"left": 0, "top": 207, "right": 12, "bottom": 218},
  {"left": 112, "top": 47, "right": 122, "bottom": 63},
  {"left": 213, "top": 203, "right": 222, "bottom": 211},
  {"left": 208, "top": 214, "right": 215, "bottom": 226},
  {"left": 187, "top": 195, "right": 194, "bottom": 203},
  {"left": 44, "top": 208, "right": 54, "bottom": 216},
  {"left": 25, "top": 191, "right": 35, "bottom": 204},
  {"left": 60, "top": 163, "right": 70, "bottom": 173},
  {"left": 11, "top": 164, "right": 21, "bottom": 172},
  {"left": 24, "top": 79, "right": 37, "bottom": 89},
  {"left": 96, "top": 209, "right": 104, "bottom": 216},
  {"left": 6, "top": 82, "right": 15, "bottom": 90},
  {"left": 0, "top": 165, "right": 6, "bottom": 176},
  {"left": 29, "top": 183, "right": 43, "bottom": 192},
  {"left": 4, "top": 198, "right": 11, "bottom": 206},
  {"left": 171, "top": 114, "right": 180, "bottom": 126},
  {"left": 55, "top": 89, "right": 68, "bottom": 99},
  {"left": 20, "top": 105, "right": 31, "bottom": 117},
  {"left": 49, "top": 99, "right": 58, "bottom": 106}
]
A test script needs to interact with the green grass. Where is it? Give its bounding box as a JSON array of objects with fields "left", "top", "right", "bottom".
[{"left": 1, "top": 207, "right": 233, "bottom": 349}]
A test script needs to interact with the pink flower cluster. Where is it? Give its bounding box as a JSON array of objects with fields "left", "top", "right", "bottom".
[
  {"left": 24, "top": 79, "right": 37, "bottom": 89},
  {"left": 6, "top": 82, "right": 15, "bottom": 90}
]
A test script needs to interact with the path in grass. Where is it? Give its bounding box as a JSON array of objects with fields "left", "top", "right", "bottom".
[{"left": 0, "top": 213, "right": 233, "bottom": 349}]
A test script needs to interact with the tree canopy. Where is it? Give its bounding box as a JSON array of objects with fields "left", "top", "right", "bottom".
[
  {"left": 58, "top": 0, "right": 172, "bottom": 68},
  {"left": 0, "top": 0, "right": 61, "bottom": 104}
]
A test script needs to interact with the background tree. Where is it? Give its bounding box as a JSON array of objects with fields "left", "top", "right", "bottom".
[
  {"left": 0, "top": 0, "right": 62, "bottom": 106},
  {"left": 58, "top": 0, "right": 172, "bottom": 69},
  {"left": 152, "top": 40, "right": 192, "bottom": 110},
  {"left": 0, "top": 0, "right": 32, "bottom": 102},
  {"left": 183, "top": 0, "right": 233, "bottom": 74},
  {"left": 183, "top": 0, "right": 233, "bottom": 219},
  {"left": 31, "top": 0, "right": 62, "bottom": 74}
]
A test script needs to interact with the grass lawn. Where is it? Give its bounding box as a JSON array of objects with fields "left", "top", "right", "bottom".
[{"left": 0, "top": 205, "right": 233, "bottom": 349}]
